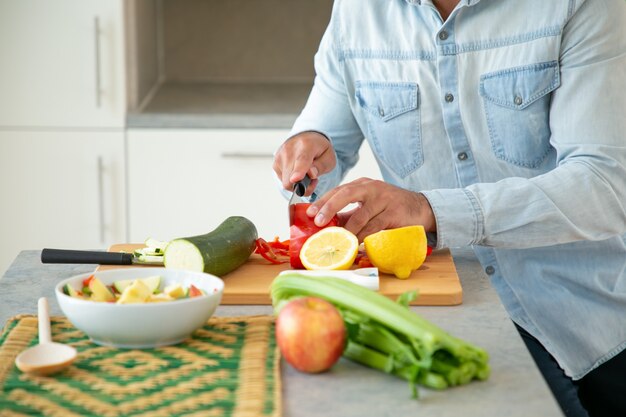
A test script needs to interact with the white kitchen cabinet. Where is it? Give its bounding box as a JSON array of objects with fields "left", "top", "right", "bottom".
[
  {"left": 0, "top": 131, "right": 126, "bottom": 276},
  {"left": 0, "top": 0, "right": 126, "bottom": 128},
  {"left": 127, "top": 129, "right": 290, "bottom": 242},
  {"left": 127, "top": 129, "right": 382, "bottom": 243}
]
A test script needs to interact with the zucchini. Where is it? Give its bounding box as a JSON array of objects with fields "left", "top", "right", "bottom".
[{"left": 163, "top": 216, "right": 258, "bottom": 276}]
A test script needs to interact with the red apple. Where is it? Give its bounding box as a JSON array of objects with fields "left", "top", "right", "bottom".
[{"left": 275, "top": 297, "right": 346, "bottom": 373}]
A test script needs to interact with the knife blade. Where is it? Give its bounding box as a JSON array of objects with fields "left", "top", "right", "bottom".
[
  {"left": 41, "top": 248, "right": 164, "bottom": 266},
  {"left": 278, "top": 267, "right": 380, "bottom": 290},
  {"left": 288, "top": 174, "right": 312, "bottom": 226}
]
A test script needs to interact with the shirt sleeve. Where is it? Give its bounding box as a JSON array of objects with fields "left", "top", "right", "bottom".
[
  {"left": 288, "top": 1, "right": 366, "bottom": 198},
  {"left": 424, "top": 0, "right": 626, "bottom": 249}
]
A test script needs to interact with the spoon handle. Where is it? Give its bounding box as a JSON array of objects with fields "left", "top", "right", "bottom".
[{"left": 38, "top": 297, "right": 52, "bottom": 345}]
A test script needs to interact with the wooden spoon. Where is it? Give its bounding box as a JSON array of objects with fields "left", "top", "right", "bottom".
[{"left": 15, "top": 297, "right": 77, "bottom": 375}]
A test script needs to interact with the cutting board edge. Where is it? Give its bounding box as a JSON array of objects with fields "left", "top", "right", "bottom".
[{"left": 220, "top": 291, "right": 463, "bottom": 306}]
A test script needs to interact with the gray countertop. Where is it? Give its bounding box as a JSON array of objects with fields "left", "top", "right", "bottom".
[{"left": 0, "top": 249, "right": 563, "bottom": 417}]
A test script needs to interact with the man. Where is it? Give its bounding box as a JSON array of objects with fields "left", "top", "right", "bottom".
[{"left": 272, "top": 1, "right": 626, "bottom": 416}]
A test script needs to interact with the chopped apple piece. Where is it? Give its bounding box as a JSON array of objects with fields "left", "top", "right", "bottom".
[
  {"left": 164, "top": 283, "right": 186, "bottom": 299},
  {"left": 188, "top": 284, "right": 205, "bottom": 298},
  {"left": 89, "top": 277, "right": 116, "bottom": 302},
  {"left": 148, "top": 293, "right": 175, "bottom": 303},
  {"left": 117, "top": 279, "right": 152, "bottom": 304}
]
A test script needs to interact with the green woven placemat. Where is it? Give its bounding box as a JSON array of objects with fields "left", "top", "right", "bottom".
[{"left": 0, "top": 314, "right": 281, "bottom": 417}]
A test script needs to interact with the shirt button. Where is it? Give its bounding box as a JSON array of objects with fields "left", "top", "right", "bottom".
[
  {"left": 485, "top": 265, "right": 495, "bottom": 275},
  {"left": 438, "top": 30, "right": 449, "bottom": 41},
  {"left": 445, "top": 93, "right": 454, "bottom": 103},
  {"left": 457, "top": 152, "right": 468, "bottom": 161},
  {"left": 378, "top": 107, "right": 385, "bottom": 117},
  {"left": 514, "top": 96, "right": 523, "bottom": 106}
]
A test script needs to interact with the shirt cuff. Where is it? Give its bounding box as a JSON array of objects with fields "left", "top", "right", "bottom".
[{"left": 420, "top": 188, "right": 485, "bottom": 249}]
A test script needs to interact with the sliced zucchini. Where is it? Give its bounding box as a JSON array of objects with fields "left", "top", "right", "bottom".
[
  {"left": 63, "top": 284, "right": 82, "bottom": 299},
  {"left": 144, "top": 238, "right": 169, "bottom": 251},
  {"left": 135, "top": 254, "right": 165, "bottom": 265}
]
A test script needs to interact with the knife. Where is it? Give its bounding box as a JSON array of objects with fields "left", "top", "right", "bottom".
[
  {"left": 278, "top": 267, "right": 380, "bottom": 290},
  {"left": 41, "top": 248, "right": 164, "bottom": 266},
  {"left": 288, "top": 174, "right": 312, "bottom": 226}
]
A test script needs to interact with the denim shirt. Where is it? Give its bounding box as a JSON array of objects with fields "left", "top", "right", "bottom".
[{"left": 289, "top": 0, "right": 626, "bottom": 379}]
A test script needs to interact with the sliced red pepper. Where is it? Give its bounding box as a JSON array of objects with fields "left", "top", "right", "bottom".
[
  {"left": 289, "top": 203, "right": 339, "bottom": 269},
  {"left": 255, "top": 238, "right": 288, "bottom": 264},
  {"left": 267, "top": 236, "right": 290, "bottom": 251},
  {"left": 427, "top": 245, "right": 433, "bottom": 256}
]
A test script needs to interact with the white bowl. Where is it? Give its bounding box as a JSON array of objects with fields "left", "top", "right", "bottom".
[{"left": 55, "top": 267, "right": 224, "bottom": 349}]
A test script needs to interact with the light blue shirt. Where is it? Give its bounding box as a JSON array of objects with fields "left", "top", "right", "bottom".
[{"left": 289, "top": 0, "right": 626, "bottom": 379}]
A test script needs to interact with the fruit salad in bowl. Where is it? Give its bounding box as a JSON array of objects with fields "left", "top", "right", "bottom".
[{"left": 55, "top": 267, "right": 223, "bottom": 349}]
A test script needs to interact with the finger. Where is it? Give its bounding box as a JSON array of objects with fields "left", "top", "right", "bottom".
[
  {"left": 272, "top": 152, "right": 294, "bottom": 191},
  {"left": 304, "top": 178, "right": 319, "bottom": 197},
  {"left": 336, "top": 208, "right": 358, "bottom": 227},
  {"left": 312, "top": 183, "right": 372, "bottom": 227},
  {"left": 307, "top": 178, "right": 370, "bottom": 218},
  {"left": 310, "top": 146, "right": 336, "bottom": 177},
  {"left": 354, "top": 211, "right": 389, "bottom": 242},
  {"left": 343, "top": 199, "right": 387, "bottom": 238}
]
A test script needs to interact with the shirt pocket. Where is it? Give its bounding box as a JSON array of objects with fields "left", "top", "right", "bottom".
[
  {"left": 479, "top": 61, "right": 560, "bottom": 168},
  {"left": 355, "top": 81, "right": 422, "bottom": 177}
]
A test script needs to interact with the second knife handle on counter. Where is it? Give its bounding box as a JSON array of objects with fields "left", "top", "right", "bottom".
[{"left": 41, "top": 248, "right": 134, "bottom": 265}]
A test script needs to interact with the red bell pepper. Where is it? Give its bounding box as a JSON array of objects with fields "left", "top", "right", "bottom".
[{"left": 289, "top": 203, "right": 339, "bottom": 269}]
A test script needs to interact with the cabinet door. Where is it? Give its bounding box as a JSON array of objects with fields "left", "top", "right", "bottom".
[
  {"left": 127, "top": 129, "right": 289, "bottom": 242},
  {"left": 0, "top": 130, "right": 127, "bottom": 275},
  {"left": 0, "top": 0, "right": 125, "bottom": 128}
]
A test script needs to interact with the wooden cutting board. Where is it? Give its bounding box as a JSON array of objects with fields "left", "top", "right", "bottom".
[{"left": 98, "top": 244, "right": 462, "bottom": 306}]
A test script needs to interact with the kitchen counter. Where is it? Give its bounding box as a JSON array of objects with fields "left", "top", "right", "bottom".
[{"left": 0, "top": 249, "right": 564, "bottom": 417}]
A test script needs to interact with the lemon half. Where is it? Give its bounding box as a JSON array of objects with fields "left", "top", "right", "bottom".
[
  {"left": 364, "top": 225, "right": 427, "bottom": 279},
  {"left": 300, "top": 226, "right": 359, "bottom": 270}
]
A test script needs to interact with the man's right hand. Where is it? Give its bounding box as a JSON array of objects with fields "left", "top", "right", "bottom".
[{"left": 273, "top": 131, "right": 337, "bottom": 196}]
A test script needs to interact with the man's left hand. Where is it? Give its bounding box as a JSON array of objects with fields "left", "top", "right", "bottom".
[{"left": 306, "top": 177, "right": 436, "bottom": 241}]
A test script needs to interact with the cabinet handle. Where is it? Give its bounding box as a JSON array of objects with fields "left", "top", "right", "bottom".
[
  {"left": 94, "top": 16, "right": 102, "bottom": 108},
  {"left": 97, "top": 156, "right": 105, "bottom": 244},
  {"left": 220, "top": 152, "right": 274, "bottom": 159}
]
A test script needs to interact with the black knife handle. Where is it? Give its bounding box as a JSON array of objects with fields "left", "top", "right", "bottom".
[
  {"left": 41, "top": 248, "right": 133, "bottom": 265},
  {"left": 293, "top": 175, "right": 311, "bottom": 197}
]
